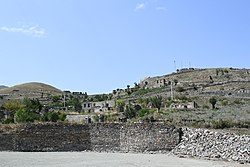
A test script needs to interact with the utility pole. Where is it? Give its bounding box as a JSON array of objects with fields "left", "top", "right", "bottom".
[
  {"left": 174, "top": 60, "right": 176, "bottom": 72},
  {"left": 171, "top": 81, "right": 174, "bottom": 100},
  {"left": 63, "top": 94, "right": 67, "bottom": 111}
]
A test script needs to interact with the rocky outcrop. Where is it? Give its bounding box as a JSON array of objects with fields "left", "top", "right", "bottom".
[{"left": 172, "top": 128, "right": 250, "bottom": 164}]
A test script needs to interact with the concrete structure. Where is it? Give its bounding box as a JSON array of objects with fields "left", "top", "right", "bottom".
[{"left": 65, "top": 114, "right": 92, "bottom": 123}]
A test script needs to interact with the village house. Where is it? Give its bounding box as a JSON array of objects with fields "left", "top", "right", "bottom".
[{"left": 82, "top": 100, "right": 115, "bottom": 113}]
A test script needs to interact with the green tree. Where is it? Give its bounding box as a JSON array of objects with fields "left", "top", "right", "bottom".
[
  {"left": 124, "top": 104, "right": 136, "bottom": 119},
  {"left": 14, "top": 108, "right": 40, "bottom": 123},
  {"left": 48, "top": 112, "right": 59, "bottom": 122},
  {"left": 23, "top": 98, "right": 43, "bottom": 113},
  {"left": 52, "top": 96, "right": 61, "bottom": 103},
  {"left": 209, "top": 97, "right": 217, "bottom": 109},
  {"left": 2, "top": 100, "right": 22, "bottom": 114},
  {"left": 116, "top": 100, "right": 125, "bottom": 113},
  {"left": 68, "top": 98, "right": 82, "bottom": 112},
  {"left": 173, "top": 79, "right": 178, "bottom": 85}
]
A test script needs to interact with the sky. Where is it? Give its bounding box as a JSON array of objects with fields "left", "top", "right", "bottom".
[{"left": 0, "top": 0, "right": 250, "bottom": 94}]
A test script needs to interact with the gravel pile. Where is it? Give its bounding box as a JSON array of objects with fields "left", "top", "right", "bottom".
[{"left": 172, "top": 128, "right": 250, "bottom": 164}]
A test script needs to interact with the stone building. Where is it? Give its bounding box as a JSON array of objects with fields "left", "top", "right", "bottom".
[{"left": 82, "top": 100, "right": 115, "bottom": 113}]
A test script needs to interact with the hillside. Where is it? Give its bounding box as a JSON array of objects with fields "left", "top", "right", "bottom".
[
  {"left": 128, "top": 68, "right": 250, "bottom": 99},
  {"left": 0, "top": 82, "right": 62, "bottom": 99},
  {"left": 111, "top": 68, "right": 250, "bottom": 130},
  {"left": 0, "top": 85, "right": 8, "bottom": 90}
]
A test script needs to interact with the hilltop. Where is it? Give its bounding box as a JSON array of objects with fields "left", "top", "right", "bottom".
[
  {"left": 0, "top": 82, "right": 62, "bottom": 99},
  {"left": 0, "top": 85, "right": 8, "bottom": 90}
]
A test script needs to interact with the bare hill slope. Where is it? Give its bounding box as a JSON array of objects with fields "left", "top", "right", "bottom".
[{"left": 0, "top": 82, "right": 62, "bottom": 99}]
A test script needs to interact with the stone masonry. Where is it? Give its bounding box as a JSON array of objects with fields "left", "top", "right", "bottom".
[{"left": 0, "top": 123, "right": 180, "bottom": 153}]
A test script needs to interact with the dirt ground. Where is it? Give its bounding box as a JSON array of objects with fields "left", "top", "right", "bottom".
[{"left": 0, "top": 152, "right": 248, "bottom": 167}]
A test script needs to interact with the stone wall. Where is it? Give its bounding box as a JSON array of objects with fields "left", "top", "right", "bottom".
[
  {"left": 172, "top": 128, "right": 250, "bottom": 164},
  {"left": 90, "top": 123, "right": 121, "bottom": 152},
  {"left": 0, "top": 123, "right": 180, "bottom": 153},
  {"left": 120, "top": 124, "right": 179, "bottom": 153},
  {"left": 15, "top": 124, "right": 90, "bottom": 151}
]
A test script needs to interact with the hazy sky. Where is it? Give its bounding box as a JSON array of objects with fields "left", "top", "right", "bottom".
[{"left": 1, "top": 0, "right": 250, "bottom": 94}]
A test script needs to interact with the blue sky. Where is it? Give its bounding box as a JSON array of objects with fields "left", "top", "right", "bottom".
[{"left": 1, "top": 0, "right": 250, "bottom": 94}]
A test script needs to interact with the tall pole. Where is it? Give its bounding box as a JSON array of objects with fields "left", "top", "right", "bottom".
[
  {"left": 171, "top": 81, "right": 173, "bottom": 100},
  {"left": 174, "top": 60, "right": 176, "bottom": 72},
  {"left": 63, "top": 94, "right": 66, "bottom": 108}
]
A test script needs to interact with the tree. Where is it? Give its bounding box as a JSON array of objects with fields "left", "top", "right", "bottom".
[
  {"left": 209, "top": 97, "right": 217, "bottom": 109},
  {"left": 116, "top": 100, "right": 125, "bottom": 113},
  {"left": 52, "top": 96, "right": 61, "bottom": 103},
  {"left": 2, "top": 100, "right": 22, "bottom": 114},
  {"left": 23, "top": 98, "right": 43, "bottom": 113},
  {"left": 14, "top": 108, "right": 40, "bottom": 123},
  {"left": 68, "top": 98, "right": 82, "bottom": 112},
  {"left": 124, "top": 104, "right": 136, "bottom": 119},
  {"left": 173, "top": 79, "right": 178, "bottom": 85}
]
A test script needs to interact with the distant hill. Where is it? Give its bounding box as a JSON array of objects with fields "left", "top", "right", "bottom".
[
  {"left": 0, "top": 82, "right": 62, "bottom": 98},
  {"left": 0, "top": 85, "right": 8, "bottom": 90}
]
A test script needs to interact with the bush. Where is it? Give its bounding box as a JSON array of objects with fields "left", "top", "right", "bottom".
[
  {"left": 3, "top": 116, "right": 14, "bottom": 124},
  {"left": 233, "top": 99, "right": 243, "bottom": 105},
  {"left": 202, "top": 104, "right": 209, "bottom": 109},
  {"left": 14, "top": 108, "right": 40, "bottom": 123},
  {"left": 58, "top": 112, "right": 66, "bottom": 122},
  {"left": 41, "top": 112, "right": 66, "bottom": 122},
  {"left": 124, "top": 105, "right": 136, "bottom": 119},
  {"left": 176, "top": 86, "right": 185, "bottom": 92},
  {"left": 48, "top": 112, "right": 59, "bottom": 122},
  {"left": 209, "top": 97, "right": 217, "bottom": 109},
  {"left": 212, "top": 119, "right": 232, "bottom": 129},
  {"left": 138, "top": 108, "right": 150, "bottom": 117},
  {"left": 222, "top": 100, "right": 228, "bottom": 106}
]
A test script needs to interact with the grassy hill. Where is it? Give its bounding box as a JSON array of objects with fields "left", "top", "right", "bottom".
[{"left": 0, "top": 82, "right": 62, "bottom": 99}]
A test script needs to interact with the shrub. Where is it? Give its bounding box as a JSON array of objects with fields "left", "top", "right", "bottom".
[
  {"left": 222, "top": 100, "right": 228, "bottom": 106},
  {"left": 212, "top": 119, "right": 232, "bottom": 129},
  {"left": 233, "top": 99, "right": 243, "bottom": 105},
  {"left": 3, "top": 116, "right": 14, "bottom": 124},
  {"left": 124, "top": 105, "right": 136, "bottom": 119},
  {"left": 58, "top": 112, "right": 66, "bottom": 122},
  {"left": 41, "top": 112, "right": 66, "bottom": 122},
  {"left": 14, "top": 108, "right": 40, "bottom": 123},
  {"left": 138, "top": 108, "right": 150, "bottom": 117},
  {"left": 176, "top": 86, "right": 185, "bottom": 92},
  {"left": 48, "top": 112, "right": 59, "bottom": 122},
  {"left": 150, "top": 96, "right": 163, "bottom": 111},
  {"left": 209, "top": 97, "right": 217, "bottom": 109},
  {"left": 202, "top": 104, "right": 209, "bottom": 109}
]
